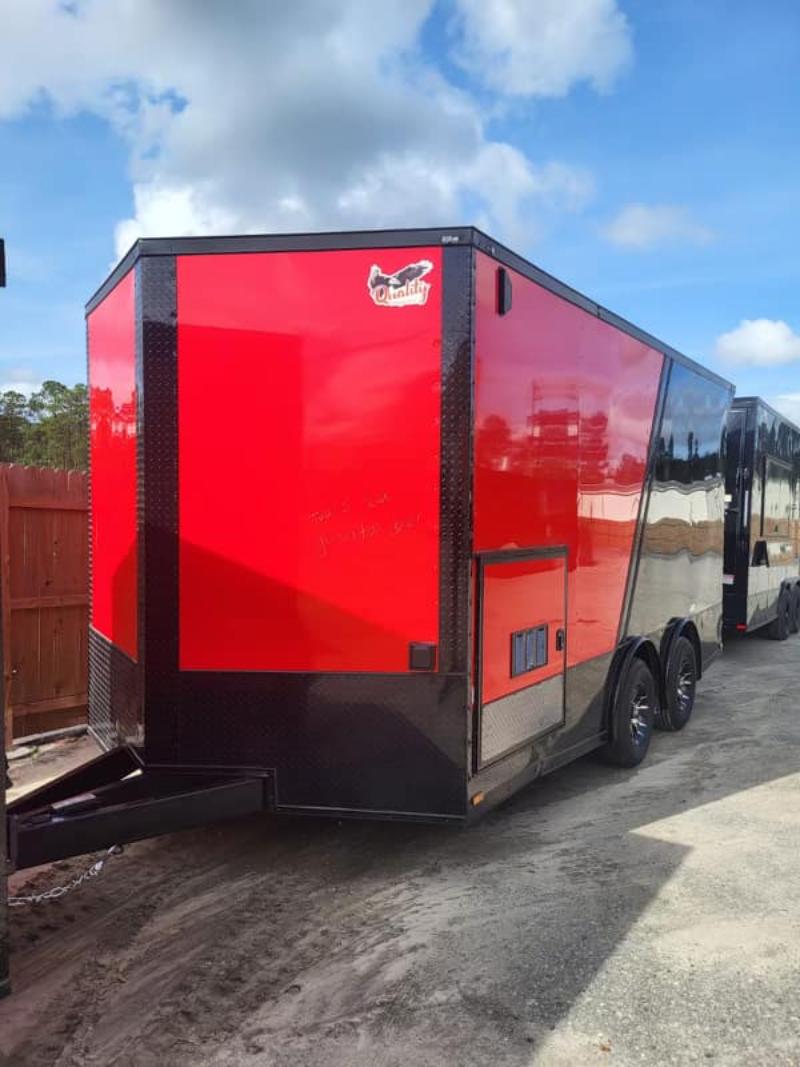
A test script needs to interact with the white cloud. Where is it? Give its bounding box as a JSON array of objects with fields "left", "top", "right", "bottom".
[
  {"left": 114, "top": 184, "right": 238, "bottom": 261},
  {"left": 770, "top": 393, "right": 800, "bottom": 425},
  {"left": 0, "top": 0, "right": 607, "bottom": 262},
  {"left": 602, "top": 203, "right": 714, "bottom": 249},
  {"left": 0, "top": 366, "right": 43, "bottom": 396},
  {"left": 452, "top": 0, "right": 632, "bottom": 97},
  {"left": 0, "top": 380, "right": 43, "bottom": 397},
  {"left": 715, "top": 319, "right": 800, "bottom": 366}
]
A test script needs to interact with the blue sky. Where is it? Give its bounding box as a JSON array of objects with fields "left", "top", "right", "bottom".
[{"left": 1, "top": 0, "right": 799, "bottom": 418}]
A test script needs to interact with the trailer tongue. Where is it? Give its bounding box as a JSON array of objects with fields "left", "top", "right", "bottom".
[{"left": 7, "top": 746, "right": 270, "bottom": 870}]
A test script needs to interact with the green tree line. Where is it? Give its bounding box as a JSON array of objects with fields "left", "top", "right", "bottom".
[{"left": 0, "top": 381, "right": 88, "bottom": 471}]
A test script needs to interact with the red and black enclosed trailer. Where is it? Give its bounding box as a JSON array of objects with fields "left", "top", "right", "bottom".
[
  {"left": 723, "top": 396, "right": 800, "bottom": 637},
  {"left": 7, "top": 227, "right": 734, "bottom": 867}
]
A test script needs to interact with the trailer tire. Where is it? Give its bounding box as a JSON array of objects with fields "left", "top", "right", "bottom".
[
  {"left": 790, "top": 586, "right": 800, "bottom": 635},
  {"left": 767, "top": 593, "right": 791, "bottom": 641},
  {"left": 656, "top": 636, "right": 696, "bottom": 731},
  {"left": 601, "top": 657, "right": 657, "bottom": 768}
]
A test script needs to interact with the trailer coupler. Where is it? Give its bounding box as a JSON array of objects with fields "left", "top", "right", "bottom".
[{"left": 6, "top": 745, "right": 273, "bottom": 871}]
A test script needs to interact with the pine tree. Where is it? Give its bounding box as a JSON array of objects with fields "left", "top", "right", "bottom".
[{"left": 0, "top": 382, "right": 88, "bottom": 470}]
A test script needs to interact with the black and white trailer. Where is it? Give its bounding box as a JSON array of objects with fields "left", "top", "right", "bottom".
[{"left": 723, "top": 396, "right": 800, "bottom": 638}]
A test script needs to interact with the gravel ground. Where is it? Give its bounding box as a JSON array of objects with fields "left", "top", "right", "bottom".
[{"left": 1, "top": 631, "right": 799, "bottom": 1067}]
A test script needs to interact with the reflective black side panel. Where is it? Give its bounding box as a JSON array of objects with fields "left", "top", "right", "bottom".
[
  {"left": 88, "top": 627, "right": 140, "bottom": 749},
  {"left": 138, "top": 255, "right": 180, "bottom": 763},
  {"left": 617, "top": 358, "right": 671, "bottom": 642},
  {"left": 625, "top": 361, "right": 731, "bottom": 663}
]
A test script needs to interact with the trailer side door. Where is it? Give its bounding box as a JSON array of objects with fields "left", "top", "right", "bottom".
[{"left": 474, "top": 548, "right": 567, "bottom": 769}]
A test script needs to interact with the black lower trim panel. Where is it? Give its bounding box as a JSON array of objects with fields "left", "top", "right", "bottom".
[{"left": 154, "top": 671, "right": 470, "bottom": 818}]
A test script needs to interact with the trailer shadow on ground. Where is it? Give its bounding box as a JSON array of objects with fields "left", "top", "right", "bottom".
[{"left": 1, "top": 631, "right": 799, "bottom": 1067}]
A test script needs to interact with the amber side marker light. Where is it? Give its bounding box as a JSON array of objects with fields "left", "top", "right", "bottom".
[{"left": 471, "top": 792, "right": 485, "bottom": 807}]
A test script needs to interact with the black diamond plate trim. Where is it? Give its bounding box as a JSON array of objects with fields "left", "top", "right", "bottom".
[
  {"left": 138, "top": 255, "right": 179, "bottom": 762},
  {"left": 169, "top": 670, "right": 467, "bottom": 816},
  {"left": 439, "top": 245, "right": 474, "bottom": 675},
  {"left": 88, "top": 627, "right": 140, "bottom": 748}
]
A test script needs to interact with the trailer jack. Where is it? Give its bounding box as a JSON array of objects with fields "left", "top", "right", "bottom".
[{"left": 6, "top": 746, "right": 273, "bottom": 871}]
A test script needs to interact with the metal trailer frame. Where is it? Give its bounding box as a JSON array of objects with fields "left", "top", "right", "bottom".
[
  {"left": 7, "top": 746, "right": 271, "bottom": 869},
  {"left": 723, "top": 395, "right": 800, "bottom": 634},
  {"left": 7, "top": 227, "right": 736, "bottom": 872}
]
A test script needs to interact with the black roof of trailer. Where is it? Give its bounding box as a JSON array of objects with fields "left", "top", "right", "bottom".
[
  {"left": 86, "top": 225, "right": 734, "bottom": 392},
  {"left": 732, "top": 396, "right": 800, "bottom": 435}
]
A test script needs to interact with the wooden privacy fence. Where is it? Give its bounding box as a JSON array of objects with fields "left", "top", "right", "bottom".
[{"left": 0, "top": 465, "right": 88, "bottom": 745}]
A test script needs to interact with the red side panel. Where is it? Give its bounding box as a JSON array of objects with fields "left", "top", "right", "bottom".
[
  {"left": 87, "top": 270, "right": 138, "bottom": 660},
  {"left": 177, "top": 248, "right": 442, "bottom": 672},
  {"left": 473, "top": 252, "right": 662, "bottom": 667},
  {"left": 481, "top": 557, "right": 565, "bottom": 705}
]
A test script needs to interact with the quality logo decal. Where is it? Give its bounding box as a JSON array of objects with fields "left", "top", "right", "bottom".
[{"left": 367, "top": 260, "right": 433, "bottom": 307}]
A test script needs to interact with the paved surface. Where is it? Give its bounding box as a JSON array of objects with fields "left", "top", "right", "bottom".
[{"left": 1, "top": 632, "right": 799, "bottom": 1066}]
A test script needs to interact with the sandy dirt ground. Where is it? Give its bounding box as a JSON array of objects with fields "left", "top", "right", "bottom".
[{"left": 1, "top": 631, "right": 800, "bottom": 1067}]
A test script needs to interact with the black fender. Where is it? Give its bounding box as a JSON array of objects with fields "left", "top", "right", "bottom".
[
  {"left": 604, "top": 637, "right": 661, "bottom": 743},
  {"left": 660, "top": 617, "right": 703, "bottom": 693}
]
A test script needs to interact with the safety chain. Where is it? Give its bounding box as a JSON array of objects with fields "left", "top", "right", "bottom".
[{"left": 7, "top": 845, "right": 124, "bottom": 907}]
